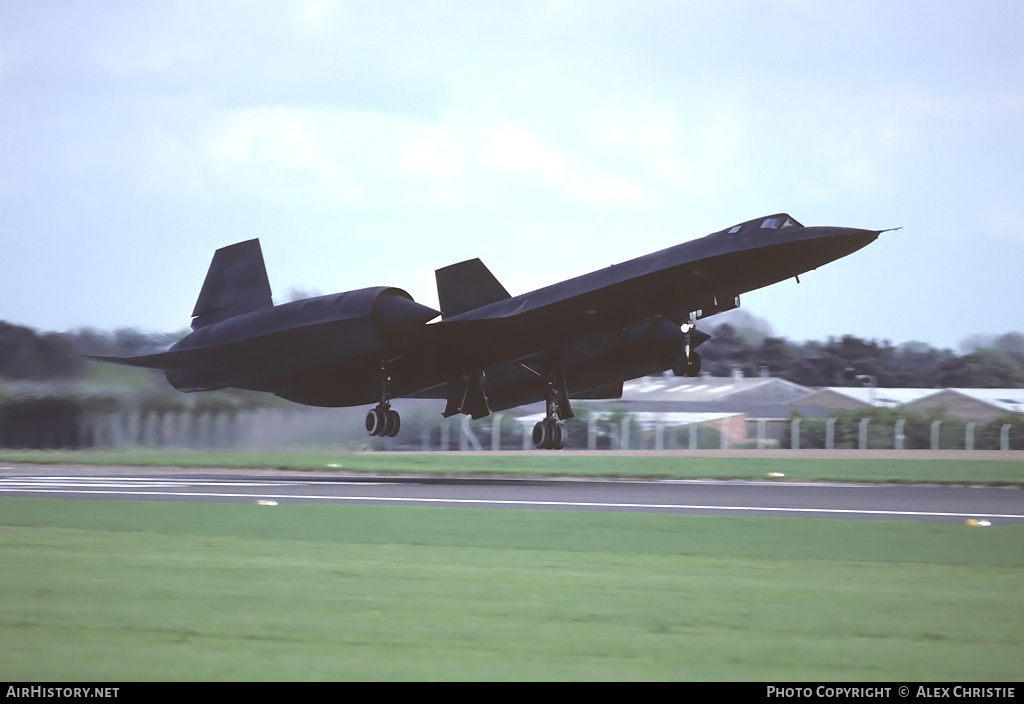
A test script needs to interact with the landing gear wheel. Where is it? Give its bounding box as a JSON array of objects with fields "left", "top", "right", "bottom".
[
  {"left": 533, "top": 419, "right": 565, "bottom": 450},
  {"left": 532, "top": 420, "right": 551, "bottom": 449},
  {"left": 366, "top": 406, "right": 400, "bottom": 437},
  {"left": 384, "top": 408, "right": 401, "bottom": 438},
  {"left": 686, "top": 351, "right": 701, "bottom": 377},
  {"left": 366, "top": 407, "right": 388, "bottom": 436},
  {"left": 551, "top": 422, "right": 565, "bottom": 450},
  {"left": 672, "top": 350, "right": 702, "bottom": 377},
  {"left": 672, "top": 353, "right": 688, "bottom": 377}
]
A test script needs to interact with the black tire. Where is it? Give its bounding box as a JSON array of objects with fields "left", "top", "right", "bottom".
[
  {"left": 672, "top": 350, "right": 689, "bottom": 377},
  {"left": 365, "top": 408, "right": 386, "bottom": 436},
  {"left": 551, "top": 422, "right": 565, "bottom": 450},
  {"left": 532, "top": 421, "right": 551, "bottom": 449},
  {"left": 385, "top": 409, "right": 401, "bottom": 438},
  {"left": 686, "top": 351, "right": 702, "bottom": 377}
]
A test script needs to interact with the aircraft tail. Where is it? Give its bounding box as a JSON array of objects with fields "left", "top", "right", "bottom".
[
  {"left": 191, "top": 239, "right": 273, "bottom": 329},
  {"left": 435, "top": 258, "right": 511, "bottom": 319}
]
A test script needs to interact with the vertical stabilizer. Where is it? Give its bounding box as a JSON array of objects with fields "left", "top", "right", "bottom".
[
  {"left": 435, "top": 258, "right": 511, "bottom": 319},
  {"left": 191, "top": 239, "right": 273, "bottom": 329}
]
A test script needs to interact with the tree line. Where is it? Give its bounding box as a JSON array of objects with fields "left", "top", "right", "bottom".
[
  {"left": 0, "top": 322, "right": 181, "bottom": 382},
  {"left": 701, "top": 324, "right": 1024, "bottom": 388},
  {"left": 2, "top": 319, "right": 1024, "bottom": 388}
]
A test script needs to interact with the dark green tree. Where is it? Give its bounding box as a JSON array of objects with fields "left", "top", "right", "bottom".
[
  {"left": 939, "top": 349, "right": 1024, "bottom": 388},
  {"left": 0, "top": 322, "right": 83, "bottom": 379}
]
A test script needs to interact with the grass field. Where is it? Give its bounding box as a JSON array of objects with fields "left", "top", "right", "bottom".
[
  {"left": 2, "top": 496, "right": 1023, "bottom": 680},
  {"left": 3, "top": 448, "right": 1024, "bottom": 484}
]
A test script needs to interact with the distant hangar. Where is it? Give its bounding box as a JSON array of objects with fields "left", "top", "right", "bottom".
[{"left": 614, "top": 371, "right": 1023, "bottom": 423}]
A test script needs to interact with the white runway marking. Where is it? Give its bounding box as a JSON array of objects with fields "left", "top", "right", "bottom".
[
  {"left": 1, "top": 485, "right": 1021, "bottom": 520},
  {"left": 0, "top": 476, "right": 384, "bottom": 489}
]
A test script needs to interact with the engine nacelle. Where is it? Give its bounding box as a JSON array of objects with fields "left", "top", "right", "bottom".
[{"left": 164, "top": 286, "right": 438, "bottom": 396}]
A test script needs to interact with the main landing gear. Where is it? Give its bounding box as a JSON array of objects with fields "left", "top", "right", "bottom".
[
  {"left": 672, "top": 322, "right": 702, "bottom": 378},
  {"left": 533, "top": 364, "right": 574, "bottom": 450},
  {"left": 366, "top": 365, "right": 401, "bottom": 438},
  {"left": 533, "top": 417, "right": 565, "bottom": 450},
  {"left": 365, "top": 404, "right": 400, "bottom": 438}
]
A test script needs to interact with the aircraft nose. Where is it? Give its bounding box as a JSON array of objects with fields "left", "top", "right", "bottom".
[
  {"left": 803, "top": 226, "right": 882, "bottom": 260},
  {"left": 812, "top": 225, "right": 883, "bottom": 246},
  {"left": 829, "top": 225, "right": 881, "bottom": 237}
]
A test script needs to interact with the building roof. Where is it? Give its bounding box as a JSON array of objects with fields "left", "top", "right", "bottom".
[
  {"left": 945, "top": 388, "right": 1024, "bottom": 415},
  {"left": 622, "top": 373, "right": 811, "bottom": 404},
  {"left": 516, "top": 410, "right": 743, "bottom": 429},
  {"left": 601, "top": 373, "right": 812, "bottom": 420},
  {"left": 800, "top": 387, "right": 940, "bottom": 408},
  {"left": 897, "top": 388, "right": 1024, "bottom": 421},
  {"left": 611, "top": 376, "right": 1024, "bottom": 422}
]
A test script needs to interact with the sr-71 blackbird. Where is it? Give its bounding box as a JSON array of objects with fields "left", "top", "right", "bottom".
[{"left": 93, "top": 214, "right": 883, "bottom": 449}]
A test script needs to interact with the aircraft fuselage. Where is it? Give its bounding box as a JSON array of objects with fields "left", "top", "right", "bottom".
[{"left": 91, "top": 213, "right": 882, "bottom": 445}]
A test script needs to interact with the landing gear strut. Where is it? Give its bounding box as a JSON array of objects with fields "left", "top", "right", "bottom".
[
  {"left": 533, "top": 364, "right": 573, "bottom": 450},
  {"left": 366, "top": 365, "right": 401, "bottom": 438},
  {"left": 672, "top": 321, "right": 702, "bottom": 378}
]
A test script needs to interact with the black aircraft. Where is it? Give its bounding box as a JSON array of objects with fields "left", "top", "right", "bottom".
[{"left": 92, "top": 213, "right": 883, "bottom": 449}]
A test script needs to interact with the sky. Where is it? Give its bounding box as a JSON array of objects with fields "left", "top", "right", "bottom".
[{"left": 2, "top": 1, "right": 1022, "bottom": 350}]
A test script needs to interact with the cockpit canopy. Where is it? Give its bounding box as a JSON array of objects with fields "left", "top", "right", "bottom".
[{"left": 725, "top": 213, "right": 803, "bottom": 235}]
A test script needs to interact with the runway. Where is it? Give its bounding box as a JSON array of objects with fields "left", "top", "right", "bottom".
[{"left": 1, "top": 465, "right": 1022, "bottom": 523}]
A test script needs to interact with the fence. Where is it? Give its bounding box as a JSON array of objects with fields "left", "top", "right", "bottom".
[
  {"left": 783, "top": 416, "right": 1018, "bottom": 451},
  {"left": 0, "top": 407, "right": 1017, "bottom": 452},
  {"left": 63, "top": 409, "right": 729, "bottom": 451}
]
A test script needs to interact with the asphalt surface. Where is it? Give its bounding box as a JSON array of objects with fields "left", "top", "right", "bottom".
[{"left": 1, "top": 465, "right": 1022, "bottom": 523}]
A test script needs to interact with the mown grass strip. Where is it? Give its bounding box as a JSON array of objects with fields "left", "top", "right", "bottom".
[
  {"left": 2, "top": 448, "right": 1024, "bottom": 484},
  {"left": 1, "top": 498, "right": 1022, "bottom": 680}
]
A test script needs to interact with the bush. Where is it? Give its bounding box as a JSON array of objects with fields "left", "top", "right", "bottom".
[
  {"left": 782, "top": 408, "right": 1021, "bottom": 450},
  {"left": 0, "top": 396, "right": 88, "bottom": 449}
]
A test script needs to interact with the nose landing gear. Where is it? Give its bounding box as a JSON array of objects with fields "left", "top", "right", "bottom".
[
  {"left": 672, "top": 321, "right": 703, "bottom": 377},
  {"left": 673, "top": 349, "right": 702, "bottom": 377}
]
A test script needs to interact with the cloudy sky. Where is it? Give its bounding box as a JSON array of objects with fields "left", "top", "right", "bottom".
[{"left": 2, "top": 1, "right": 1022, "bottom": 349}]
